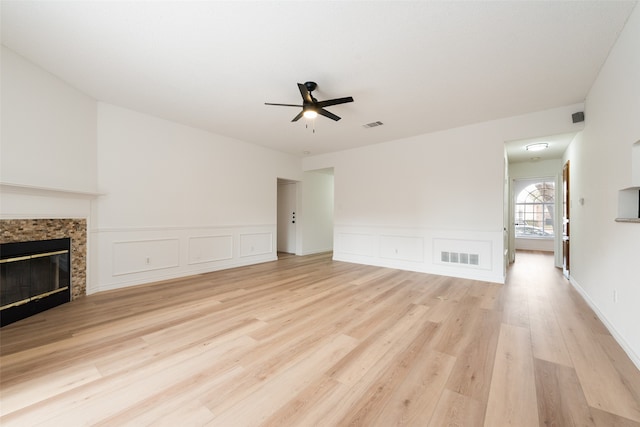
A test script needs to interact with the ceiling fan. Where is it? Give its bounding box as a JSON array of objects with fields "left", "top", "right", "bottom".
[{"left": 265, "top": 81, "right": 354, "bottom": 122}]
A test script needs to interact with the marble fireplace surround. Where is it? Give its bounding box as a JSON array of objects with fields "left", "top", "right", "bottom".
[{"left": 1, "top": 218, "right": 87, "bottom": 300}]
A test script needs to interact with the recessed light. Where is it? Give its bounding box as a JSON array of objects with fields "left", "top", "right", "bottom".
[
  {"left": 302, "top": 151, "right": 311, "bottom": 155},
  {"left": 525, "top": 142, "right": 549, "bottom": 151}
]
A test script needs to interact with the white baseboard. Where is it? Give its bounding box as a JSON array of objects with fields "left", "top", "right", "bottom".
[
  {"left": 569, "top": 275, "right": 640, "bottom": 371},
  {"left": 297, "top": 247, "right": 333, "bottom": 256}
]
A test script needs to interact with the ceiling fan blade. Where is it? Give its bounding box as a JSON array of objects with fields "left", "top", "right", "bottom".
[
  {"left": 291, "top": 111, "right": 304, "bottom": 122},
  {"left": 298, "top": 83, "right": 313, "bottom": 103},
  {"left": 265, "top": 103, "right": 303, "bottom": 107},
  {"left": 318, "top": 108, "right": 341, "bottom": 121},
  {"left": 316, "top": 96, "right": 354, "bottom": 108}
]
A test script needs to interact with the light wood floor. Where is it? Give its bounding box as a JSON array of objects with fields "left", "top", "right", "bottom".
[{"left": 1, "top": 251, "right": 639, "bottom": 426}]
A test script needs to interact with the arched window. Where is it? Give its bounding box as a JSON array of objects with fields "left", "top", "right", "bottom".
[{"left": 515, "top": 181, "right": 555, "bottom": 238}]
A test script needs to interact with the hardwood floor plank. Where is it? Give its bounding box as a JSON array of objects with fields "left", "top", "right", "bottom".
[
  {"left": 466, "top": 281, "right": 503, "bottom": 311},
  {"left": 428, "top": 389, "right": 485, "bottom": 427},
  {"left": 94, "top": 366, "right": 243, "bottom": 426},
  {"left": 1, "top": 334, "right": 256, "bottom": 426},
  {"left": 197, "top": 288, "right": 374, "bottom": 416},
  {"left": 329, "top": 304, "right": 429, "bottom": 385},
  {"left": 445, "top": 308, "right": 501, "bottom": 403},
  {"left": 501, "top": 282, "right": 530, "bottom": 328},
  {"left": 596, "top": 334, "right": 640, "bottom": 407},
  {"left": 260, "top": 375, "right": 345, "bottom": 427},
  {"left": 365, "top": 349, "right": 456, "bottom": 426},
  {"left": 335, "top": 321, "right": 442, "bottom": 425},
  {"left": 0, "top": 362, "right": 102, "bottom": 414},
  {"left": 207, "top": 334, "right": 358, "bottom": 426},
  {"left": 528, "top": 290, "right": 574, "bottom": 367},
  {"left": 484, "top": 323, "right": 539, "bottom": 427},
  {"left": 590, "top": 408, "right": 640, "bottom": 427},
  {"left": 557, "top": 304, "right": 640, "bottom": 422},
  {"left": 431, "top": 295, "right": 483, "bottom": 357},
  {"left": 533, "top": 357, "right": 597, "bottom": 427}
]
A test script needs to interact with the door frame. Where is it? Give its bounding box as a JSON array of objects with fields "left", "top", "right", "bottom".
[
  {"left": 277, "top": 178, "right": 299, "bottom": 255},
  {"left": 562, "top": 160, "right": 570, "bottom": 277}
]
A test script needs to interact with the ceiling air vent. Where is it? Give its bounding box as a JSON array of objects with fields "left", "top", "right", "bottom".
[{"left": 363, "top": 121, "right": 384, "bottom": 129}]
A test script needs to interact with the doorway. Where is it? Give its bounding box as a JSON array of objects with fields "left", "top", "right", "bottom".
[
  {"left": 277, "top": 179, "right": 298, "bottom": 255},
  {"left": 504, "top": 132, "right": 577, "bottom": 270},
  {"left": 512, "top": 177, "right": 557, "bottom": 253}
]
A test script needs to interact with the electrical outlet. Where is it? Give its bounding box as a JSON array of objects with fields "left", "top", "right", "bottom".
[{"left": 613, "top": 289, "right": 618, "bottom": 303}]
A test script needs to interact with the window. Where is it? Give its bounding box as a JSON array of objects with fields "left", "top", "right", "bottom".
[{"left": 515, "top": 181, "right": 555, "bottom": 238}]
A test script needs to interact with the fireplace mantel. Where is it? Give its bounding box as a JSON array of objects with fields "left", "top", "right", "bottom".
[{"left": 1, "top": 182, "right": 102, "bottom": 198}]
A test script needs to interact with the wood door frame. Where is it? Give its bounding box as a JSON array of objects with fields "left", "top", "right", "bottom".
[{"left": 562, "top": 160, "right": 570, "bottom": 278}]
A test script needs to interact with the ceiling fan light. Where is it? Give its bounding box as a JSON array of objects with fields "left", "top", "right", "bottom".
[
  {"left": 525, "top": 142, "right": 549, "bottom": 152},
  {"left": 303, "top": 109, "right": 318, "bottom": 119}
]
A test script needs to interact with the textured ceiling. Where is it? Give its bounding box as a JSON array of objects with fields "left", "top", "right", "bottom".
[{"left": 1, "top": 1, "right": 636, "bottom": 157}]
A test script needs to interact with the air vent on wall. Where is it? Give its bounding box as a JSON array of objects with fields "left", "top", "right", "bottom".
[
  {"left": 363, "top": 121, "right": 384, "bottom": 128},
  {"left": 441, "top": 251, "right": 479, "bottom": 266}
]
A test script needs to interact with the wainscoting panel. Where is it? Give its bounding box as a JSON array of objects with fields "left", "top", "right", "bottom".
[
  {"left": 379, "top": 235, "right": 424, "bottom": 262},
  {"left": 239, "top": 232, "right": 273, "bottom": 257},
  {"left": 337, "top": 233, "right": 375, "bottom": 257},
  {"left": 113, "top": 238, "right": 180, "bottom": 276},
  {"left": 94, "top": 225, "right": 277, "bottom": 292},
  {"left": 188, "top": 235, "right": 233, "bottom": 265},
  {"left": 333, "top": 225, "right": 504, "bottom": 283}
]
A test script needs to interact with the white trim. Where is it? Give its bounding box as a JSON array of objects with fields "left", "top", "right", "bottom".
[
  {"left": 0, "top": 182, "right": 102, "bottom": 197},
  {"left": 569, "top": 275, "right": 640, "bottom": 371},
  {"left": 92, "top": 224, "right": 276, "bottom": 233}
]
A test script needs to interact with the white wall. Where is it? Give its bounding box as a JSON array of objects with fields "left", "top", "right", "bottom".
[
  {"left": 1, "top": 46, "right": 97, "bottom": 193},
  {"left": 0, "top": 45, "right": 303, "bottom": 293},
  {"left": 298, "top": 170, "right": 334, "bottom": 255},
  {"left": 564, "top": 5, "right": 640, "bottom": 368},
  {"left": 93, "top": 103, "right": 302, "bottom": 291},
  {"left": 0, "top": 46, "right": 97, "bottom": 295},
  {"left": 304, "top": 104, "right": 584, "bottom": 283}
]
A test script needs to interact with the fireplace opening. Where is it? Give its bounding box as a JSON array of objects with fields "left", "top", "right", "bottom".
[{"left": 1, "top": 238, "right": 71, "bottom": 327}]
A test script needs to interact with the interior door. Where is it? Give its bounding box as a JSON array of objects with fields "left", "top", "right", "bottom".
[
  {"left": 562, "top": 160, "right": 570, "bottom": 277},
  {"left": 277, "top": 181, "right": 297, "bottom": 254}
]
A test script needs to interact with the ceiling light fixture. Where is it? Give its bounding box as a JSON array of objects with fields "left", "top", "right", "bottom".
[
  {"left": 525, "top": 142, "right": 549, "bottom": 151},
  {"left": 303, "top": 109, "right": 318, "bottom": 119}
]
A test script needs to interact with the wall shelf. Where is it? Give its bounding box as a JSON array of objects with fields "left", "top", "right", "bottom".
[
  {"left": 615, "top": 217, "right": 640, "bottom": 223},
  {"left": 616, "top": 141, "right": 640, "bottom": 222},
  {"left": 616, "top": 187, "right": 640, "bottom": 222}
]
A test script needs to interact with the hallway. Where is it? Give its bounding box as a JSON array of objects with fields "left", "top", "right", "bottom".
[{"left": 505, "top": 250, "right": 640, "bottom": 425}]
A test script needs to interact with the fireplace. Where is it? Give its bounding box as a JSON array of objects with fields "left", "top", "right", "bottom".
[
  {"left": 0, "top": 218, "right": 87, "bottom": 325},
  {"left": 1, "top": 238, "right": 72, "bottom": 327}
]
